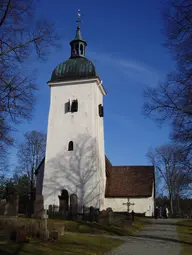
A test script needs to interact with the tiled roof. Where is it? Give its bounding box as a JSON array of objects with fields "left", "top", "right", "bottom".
[{"left": 105, "top": 157, "right": 154, "bottom": 198}]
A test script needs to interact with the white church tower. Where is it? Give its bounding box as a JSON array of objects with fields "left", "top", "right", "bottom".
[{"left": 41, "top": 11, "right": 106, "bottom": 210}]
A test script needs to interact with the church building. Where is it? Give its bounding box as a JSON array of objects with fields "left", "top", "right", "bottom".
[{"left": 36, "top": 13, "right": 155, "bottom": 217}]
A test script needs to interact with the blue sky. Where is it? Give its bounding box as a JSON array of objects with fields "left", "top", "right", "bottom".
[{"left": 10, "top": 0, "right": 175, "bottom": 167}]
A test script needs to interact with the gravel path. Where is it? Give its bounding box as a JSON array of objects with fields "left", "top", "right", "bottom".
[{"left": 105, "top": 219, "right": 181, "bottom": 255}]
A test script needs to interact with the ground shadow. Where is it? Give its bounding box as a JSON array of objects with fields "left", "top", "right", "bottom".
[
  {"left": 143, "top": 219, "right": 192, "bottom": 228},
  {"left": 0, "top": 243, "right": 25, "bottom": 255},
  {"left": 132, "top": 233, "right": 192, "bottom": 246}
]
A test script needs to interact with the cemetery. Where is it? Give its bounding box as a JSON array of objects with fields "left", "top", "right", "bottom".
[{"left": 0, "top": 185, "right": 144, "bottom": 255}]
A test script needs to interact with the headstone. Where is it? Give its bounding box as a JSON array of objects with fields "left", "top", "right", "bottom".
[
  {"left": 89, "top": 206, "right": 94, "bottom": 222},
  {"left": 4, "top": 194, "right": 19, "bottom": 216},
  {"left": 94, "top": 208, "right": 100, "bottom": 223},
  {"left": 100, "top": 209, "right": 107, "bottom": 218},
  {"left": 33, "top": 195, "right": 44, "bottom": 218},
  {"left": 106, "top": 208, "right": 113, "bottom": 225},
  {"left": 48, "top": 205, "right": 53, "bottom": 216},
  {"left": 83, "top": 206, "right": 90, "bottom": 222},
  {"left": 0, "top": 199, "right": 6, "bottom": 215},
  {"left": 70, "top": 194, "right": 78, "bottom": 220},
  {"left": 58, "top": 190, "right": 69, "bottom": 217}
]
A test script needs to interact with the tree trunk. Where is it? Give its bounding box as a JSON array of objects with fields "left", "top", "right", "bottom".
[
  {"left": 177, "top": 195, "right": 181, "bottom": 217},
  {"left": 170, "top": 194, "right": 174, "bottom": 216}
]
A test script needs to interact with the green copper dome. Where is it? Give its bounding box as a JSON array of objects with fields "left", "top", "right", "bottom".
[
  {"left": 51, "top": 57, "right": 97, "bottom": 82},
  {"left": 50, "top": 13, "right": 97, "bottom": 82}
]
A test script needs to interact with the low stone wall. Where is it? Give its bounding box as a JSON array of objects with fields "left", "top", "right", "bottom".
[{"left": 0, "top": 216, "right": 65, "bottom": 242}]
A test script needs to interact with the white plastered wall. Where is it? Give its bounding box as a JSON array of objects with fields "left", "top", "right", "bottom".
[
  {"left": 104, "top": 183, "right": 155, "bottom": 216},
  {"left": 42, "top": 78, "right": 106, "bottom": 210}
]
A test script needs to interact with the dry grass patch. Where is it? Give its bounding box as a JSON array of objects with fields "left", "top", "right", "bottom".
[
  {"left": 0, "top": 233, "right": 123, "bottom": 255},
  {"left": 177, "top": 220, "right": 192, "bottom": 255}
]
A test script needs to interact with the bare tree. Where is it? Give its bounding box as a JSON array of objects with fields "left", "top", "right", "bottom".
[
  {"left": 0, "top": 0, "right": 58, "bottom": 152},
  {"left": 17, "top": 130, "right": 46, "bottom": 191},
  {"left": 147, "top": 144, "right": 190, "bottom": 215},
  {"left": 143, "top": 0, "right": 192, "bottom": 151}
]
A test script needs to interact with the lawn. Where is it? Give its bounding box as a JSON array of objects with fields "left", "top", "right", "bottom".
[
  {"left": 176, "top": 220, "right": 192, "bottom": 255},
  {"left": 17, "top": 215, "right": 144, "bottom": 236},
  {"left": 49, "top": 217, "right": 144, "bottom": 236},
  {"left": 0, "top": 233, "right": 123, "bottom": 255}
]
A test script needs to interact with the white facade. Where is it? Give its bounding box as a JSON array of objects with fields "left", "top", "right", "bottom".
[
  {"left": 104, "top": 184, "right": 155, "bottom": 217},
  {"left": 42, "top": 78, "right": 106, "bottom": 210}
]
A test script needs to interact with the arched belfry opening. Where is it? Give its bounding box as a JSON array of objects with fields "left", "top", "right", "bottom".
[{"left": 68, "top": 141, "right": 73, "bottom": 151}]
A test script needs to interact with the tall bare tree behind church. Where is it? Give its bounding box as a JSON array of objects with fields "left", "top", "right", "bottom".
[
  {"left": 17, "top": 130, "right": 46, "bottom": 186},
  {"left": 143, "top": 0, "right": 192, "bottom": 164},
  {"left": 0, "top": 0, "right": 58, "bottom": 154}
]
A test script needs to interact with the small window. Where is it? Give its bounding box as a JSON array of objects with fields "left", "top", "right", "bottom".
[
  {"left": 80, "top": 44, "right": 84, "bottom": 55},
  {"left": 75, "top": 44, "right": 79, "bottom": 55},
  {"left": 68, "top": 141, "right": 73, "bottom": 151},
  {"left": 65, "top": 100, "right": 70, "bottom": 113},
  {"left": 98, "top": 104, "right": 104, "bottom": 117},
  {"left": 71, "top": 100, "right": 78, "bottom": 112}
]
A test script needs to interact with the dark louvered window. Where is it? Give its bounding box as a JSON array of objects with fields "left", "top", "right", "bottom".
[
  {"left": 65, "top": 100, "right": 70, "bottom": 113},
  {"left": 71, "top": 100, "right": 78, "bottom": 112},
  {"left": 68, "top": 141, "right": 73, "bottom": 151},
  {"left": 98, "top": 104, "right": 104, "bottom": 117}
]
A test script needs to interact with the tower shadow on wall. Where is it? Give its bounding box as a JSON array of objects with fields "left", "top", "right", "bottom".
[{"left": 43, "top": 134, "right": 101, "bottom": 209}]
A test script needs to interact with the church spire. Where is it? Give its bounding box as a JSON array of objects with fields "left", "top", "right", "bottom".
[{"left": 70, "top": 9, "right": 87, "bottom": 58}]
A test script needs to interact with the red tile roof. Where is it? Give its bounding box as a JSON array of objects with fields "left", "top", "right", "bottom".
[{"left": 105, "top": 157, "right": 154, "bottom": 198}]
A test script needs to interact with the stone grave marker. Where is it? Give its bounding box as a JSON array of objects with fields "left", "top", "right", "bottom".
[
  {"left": 89, "top": 206, "right": 94, "bottom": 222},
  {"left": 83, "top": 206, "right": 90, "bottom": 222},
  {"left": 58, "top": 189, "right": 69, "bottom": 218},
  {"left": 94, "top": 208, "right": 100, "bottom": 222},
  {"left": 70, "top": 194, "right": 78, "bottom": 220},
  {"left": 48, "top": 204, "right": 53, "bottom": 216},
  {"left": 106, "top": 207, "right": 113, "bottom": 225}
]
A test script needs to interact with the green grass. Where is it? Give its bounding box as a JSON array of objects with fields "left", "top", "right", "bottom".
[
  {"left": 49, "top": 217, "right": 144, "bottom": 236},
  {"left": 0, "top": 233, "right": 123, "bottom": 255},
  {"left": 176, "top": 220, "right": 192, "bottom": 255},
  {"left": 16, "top": 215, "right": 144, "bottom": 236}
]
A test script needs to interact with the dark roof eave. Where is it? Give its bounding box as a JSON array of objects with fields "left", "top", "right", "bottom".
[
  {"left": 105, "top": 194, "right": 152, "bottom": 198},
  {"left": 48, "top": 75, "right": 99, "bottom": 84}
]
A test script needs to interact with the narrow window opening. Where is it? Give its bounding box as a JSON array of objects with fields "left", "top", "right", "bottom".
[
  {"left": 98, "top": 104, "right": 104, "bottom": 117},
  {"left": 75, "top": 44, "right": 79, "bottom": 55},
  {"left": 71, "top": 99, "right": 78, "bottom": 112},
  {"left": 80, "top": 44, "right": 84, "bottom": 55},
  {"left": 68, "top": 141, "right": 73, "bottom": 151},
  {"left": 65, "top": 100, "right": 70, "bottom": 113}
]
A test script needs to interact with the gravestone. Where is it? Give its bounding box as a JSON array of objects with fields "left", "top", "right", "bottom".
[
  {"left": 89, "top": 206, "right": 94, "bottom": 222},
  {"left": 94, "top": 208, "right": 100, "bottom": 222},
  {"left": 0, "top": 199, "right": 6, "bottom": 215},
  {"left": 83, "top": 206, "right": 90, "bottom": 222},
  {"left": 106, "top": 207, "right": 113, "bottom": 225},
  {"left": 48, "top": 205, "right": 53, "bottom": 216},
  {"left": 4, "top": 194, "right": 19, "bottom": 216},
  {"left": 70, "top": 194, "right": 78, "bottom": 220},
  {"left": 100, "top": 209, "right": 107, "bottom": 218},
  {"left": 33, "top": 195, "right": 44, "bottom": 218},
  {"left": 58, "top": 189, "right": 69, "bottom": 218}
]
